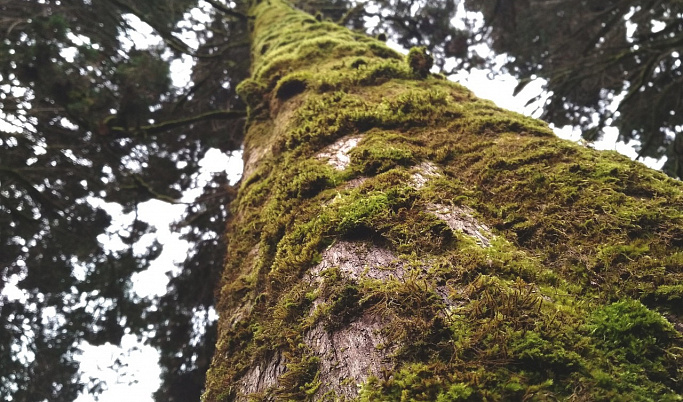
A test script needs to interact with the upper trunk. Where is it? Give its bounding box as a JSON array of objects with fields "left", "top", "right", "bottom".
[{"left": 204, "top": 1, "right": 683, "bottom": 400}]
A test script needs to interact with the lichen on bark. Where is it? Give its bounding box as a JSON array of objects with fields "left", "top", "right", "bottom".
[{"left": 203, "top": 0, "right": 683, "bottom": 400}]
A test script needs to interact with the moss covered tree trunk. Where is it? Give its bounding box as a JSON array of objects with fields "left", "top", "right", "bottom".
[{"left": 204, "top": 1, "right": 683, "bottom": 400}]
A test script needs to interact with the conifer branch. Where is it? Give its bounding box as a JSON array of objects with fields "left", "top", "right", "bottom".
[{"left": 108, "top": 110, "right": 246, "bottom": 137}]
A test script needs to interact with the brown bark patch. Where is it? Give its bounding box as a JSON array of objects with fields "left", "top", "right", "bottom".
[
  {"left": 304, "top": 313, "right": 390, "bottom": 400},
  {"left": 310, "top": 240, "right": 405, "bottom": 282},
  {"left": 411, "top": 161, "right": 440, "bottom": 188},
  {"left": 316, "top": 134, "right": 365, "bottom": 171},
  {"left": 428, "top": 203, "right": 493, "bottom": 247},
  {"left": 237, "top": 350, "right": 286, "bottom": 399}
]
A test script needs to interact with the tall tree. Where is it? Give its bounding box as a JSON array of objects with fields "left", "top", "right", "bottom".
[
  {"left": 204, "top": 0, "right": 682, "bottom": 400},
  {"left": 3, "top": 0, "right": 683, "bottom": 400},
  {"left": 0, "top": 0, "right": 457, "bottom": 398}
]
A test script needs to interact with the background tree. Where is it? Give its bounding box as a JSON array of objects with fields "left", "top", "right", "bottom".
[{"left": 0, "top": 0, "right": 248, "bottom": 399}]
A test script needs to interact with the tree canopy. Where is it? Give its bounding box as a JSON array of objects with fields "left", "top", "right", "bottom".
[
  {"left": 0, "top": 0, "right": 680, "bottom": 400},
  {"left": 1, "top": 0, "right": 247, "bottom": 399},
  {"left": 461, "top": 0, "right": 683, "bottom": 178}
]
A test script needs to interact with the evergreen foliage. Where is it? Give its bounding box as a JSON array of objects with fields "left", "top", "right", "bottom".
[
  {"left": 0, "top": 0, "right": 248, "bottom": 399},
  {"left": 1, "top": 0, "right": 681, "bottom": 400}
]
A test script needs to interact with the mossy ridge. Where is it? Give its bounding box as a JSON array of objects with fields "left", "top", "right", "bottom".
[
  {"left": 250, "top": 1, "right": 402, "bottom": 90},
  {"left": 358, "top": 285, "right": 682, "bottom": 401},
  {"left": 445, "top": 133, "right": 683, "bottom": 305},
  {"left": 205, "top": 0, "right": 683, "bottom": 400},
  {"left": 283, "top": 85, "right": 466, "bottom": 151}
]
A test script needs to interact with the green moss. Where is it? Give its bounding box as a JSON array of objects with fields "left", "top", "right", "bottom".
[
  {"left": 324, "top": 283, "right": 361, "bottom": 331},
  {"left": 355, "top": 274, "right": 682, "bottom": 400},
  {"left": 406, "top": 46, "right": 434, "bottom": 78},
  {"left": 651, "top": 284, "right": 683, "bottom": 312},
  {"left": 588, "top": 299, "right": 679, "bottom": 363},
  {"left": 335, "top": 191, "right": 393, "bottom": 234},
  {"left": 436, "top": 383, "right": 474, "bottom": 401},
  {"left": 581, "top": 300, "right": 682, "bottom": 399},
  {"left": 348, "top": 141, "right": 415, "bottom": 175},
  {"left": 596, "top": 241, "right": 650, "bottom": 269},
  {"left": 285, "top": 87, "right": 459, "bottom": 150},
  {"left": 356, "top": 59, "right": 414, "bottom": 85},
  {"left": 276, "top": 354, "right": 321, "bottom": 399},
  {"left": 350, "top": 57, "right": 368, "bottom": 69},
  {"left": 236, "top": 78, "right": 267, "bottom": 109},
  {"left": 283, "top": 160, "right": 337, "bottom": 198},
  {"left": 511, "top": 331, "right": 584, "bottom": 374}
]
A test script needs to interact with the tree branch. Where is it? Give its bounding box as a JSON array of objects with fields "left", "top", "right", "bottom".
[
  {"left": 203, "top": 0, "right": 251, "bottom": 20},
  {"left": 108, "top": 110, "right": 246, "bottom": 137}
]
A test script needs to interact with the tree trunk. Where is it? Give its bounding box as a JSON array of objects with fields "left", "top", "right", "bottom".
[{"left": 204, "top": 1, "right": 683, "bottom": 400}]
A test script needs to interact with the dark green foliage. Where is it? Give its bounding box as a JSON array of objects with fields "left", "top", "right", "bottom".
[
  {"left": 0, "top": 0, "right": 247, "bottom": 400},
  {"left": 461, "top": 0, "right": 683, "bottom": 178}
]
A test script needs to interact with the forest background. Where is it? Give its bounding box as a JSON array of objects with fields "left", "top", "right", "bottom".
[{"left": 0, "top": 0, "right": 681, "bottom": 400}]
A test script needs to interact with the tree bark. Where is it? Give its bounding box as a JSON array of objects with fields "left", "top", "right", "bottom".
[{"left": 204, "top": 0, "right": 683, "bottom": 400}]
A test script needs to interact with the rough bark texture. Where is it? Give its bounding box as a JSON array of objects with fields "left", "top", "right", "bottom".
[{"left": 204, "top": 1, "right": 683, "bottom": 400}]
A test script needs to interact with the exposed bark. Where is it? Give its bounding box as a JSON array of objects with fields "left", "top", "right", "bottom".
[{"left": 204, "top": 1, "right": 683, "bottom": 400}]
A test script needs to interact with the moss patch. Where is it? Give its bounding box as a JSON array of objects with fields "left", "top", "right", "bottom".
[{"left": 406, "top": 46, "right": 434, "bottom": 78}]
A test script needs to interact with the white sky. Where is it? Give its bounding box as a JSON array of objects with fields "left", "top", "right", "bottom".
[{"left": 74, "top": 150, "right": 242, "bottom": 402}]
